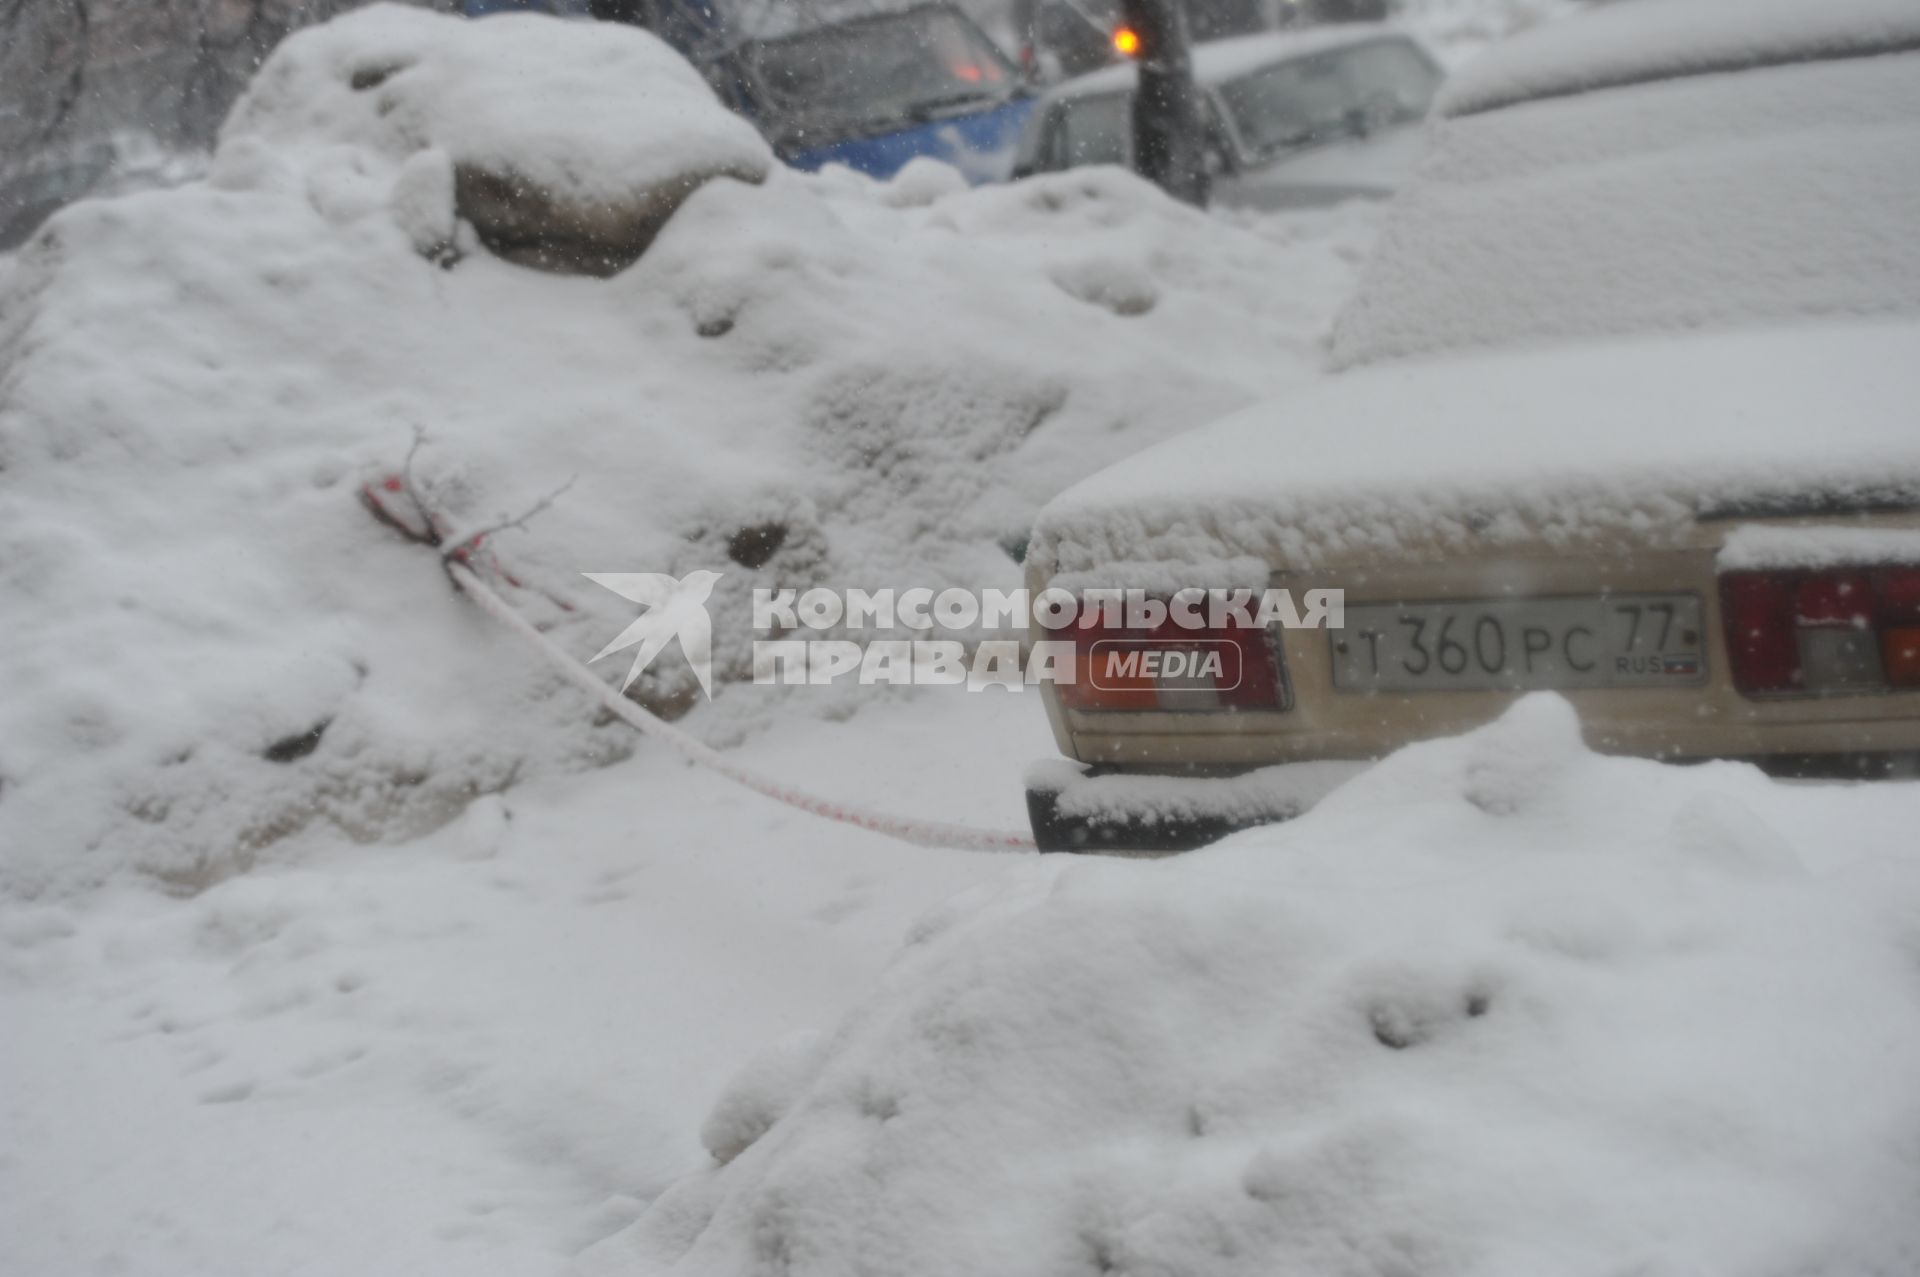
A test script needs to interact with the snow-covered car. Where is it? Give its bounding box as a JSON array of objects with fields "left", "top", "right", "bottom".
[
  {"left": 1022, "top": 0, "right": 1920, "bottom": 851},
  {"left": 1011, "top": 0, "right": 1279, "bottom": 79},
  {"left": 1010, "top": 25, "right": 1442, "bottom": 208},
  {"left": 714, "top": 2, "right": 1038, "bottom": 183}
]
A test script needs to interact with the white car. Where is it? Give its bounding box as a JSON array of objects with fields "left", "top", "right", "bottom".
[
  {"left": 1011, "top": 25, "right": 1442, "bottom": 208},
  {"left": 1023, "top": 0, "right": 1920, "bottom": 851}
]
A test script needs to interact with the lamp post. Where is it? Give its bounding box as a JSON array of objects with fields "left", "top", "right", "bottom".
[{"left": 1117, "top": 0, "right": 1209, "bottom": 207}]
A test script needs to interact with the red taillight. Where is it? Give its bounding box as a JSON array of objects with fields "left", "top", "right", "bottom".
[
  {"left": 1794, "top": 571, "right": 1872, "bottom": 627},
  {"left": 1056, "top": 602, "right": 1287, "bottom": 713},
  {"left": 1720, "top": 565, "right": 1920, "bottom": 696},
  {"left": 1721, "top": 572, "right": 1801, "bottom": 695},
  {"left": 1875, "top": 567, "right": 1920, "bottom": 623}
]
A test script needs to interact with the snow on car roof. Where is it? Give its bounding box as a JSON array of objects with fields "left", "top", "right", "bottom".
[
  {"left": 1030, "top": 321, "right": 1920, "bottom": 580},
  {"left": 1329, "top": 41, "right": 1920, "bottom": 369},
  {"left": 1041, "top": 24, "right": 1408, "bottom": 102},
  {"left": 1439, "top": 0, "right": 1920, "bottom": 118}
]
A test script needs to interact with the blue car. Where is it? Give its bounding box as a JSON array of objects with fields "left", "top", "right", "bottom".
[{"left": 718, "top": 3, "right": 1038, "bottom": 183}]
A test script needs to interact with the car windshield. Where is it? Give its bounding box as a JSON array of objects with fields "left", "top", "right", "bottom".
[
  {"left": 747, "top": 6, "right": 1017, "bottom": 142},
  {"left": 1218, "top": 38, "right": 1441, "bottom": 159}
]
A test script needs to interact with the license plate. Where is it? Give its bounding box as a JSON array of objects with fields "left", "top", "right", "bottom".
[{"left": 1330, "top": 594, "right": 1707, "bottom": 693}]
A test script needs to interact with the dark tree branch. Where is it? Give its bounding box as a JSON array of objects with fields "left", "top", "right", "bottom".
[
  {"left": 42, "top": 0, "right": 93, "bottom": 146},
  {"left": 441, "top": 475, "right": 579, "bottom": 562}
]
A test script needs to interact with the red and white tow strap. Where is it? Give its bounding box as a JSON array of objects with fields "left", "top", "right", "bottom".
[{"left": 447, "top": 561, "right": 1038, "bottom": 853}]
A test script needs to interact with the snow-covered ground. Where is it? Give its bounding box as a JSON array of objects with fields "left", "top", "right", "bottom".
[
  {"left": 595, "top": 698, "right": 1920, "bottom": 1277},
  {"left": 2, "top": 691, "right": 1053, "bottom": 1275},
  {"left": 13, "top": 686, "right": 1920, "bottom": 1275},
  {"left": 6, "top": 5, "right": 1920, "bottom": 1275}
]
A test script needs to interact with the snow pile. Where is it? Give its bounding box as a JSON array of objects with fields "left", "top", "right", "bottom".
[
  {"left": 219, "top": 4, "right": 772, "bottom": 272},
  {"left": 598, "top": 696, "right": 1920, "bottom": 1277},
  {"left": 0, "top": 8, "right": 1364, "bottom": 897}
]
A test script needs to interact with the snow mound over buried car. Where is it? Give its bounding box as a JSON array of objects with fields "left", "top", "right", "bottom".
[
  {"left": 221, "top": 2, "right": 773, "bottom": 273},
  {"left": 0, "top": 6, "right": 1361, "bottom": 897},
  {"left": 593, "top": 697, "right": 1920, "bottom": 1277}
]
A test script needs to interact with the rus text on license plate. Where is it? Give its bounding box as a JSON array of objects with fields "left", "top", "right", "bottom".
[{"left": 1330, "top": 594, "right": 1707, "bottom": 693}]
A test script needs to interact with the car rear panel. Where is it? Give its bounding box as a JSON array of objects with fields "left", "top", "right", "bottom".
[{"left": 1040, "top": 514, "right": 1920, "bottom": 768}]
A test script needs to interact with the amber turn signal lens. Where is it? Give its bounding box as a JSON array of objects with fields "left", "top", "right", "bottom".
[{"left": 1882, "top": 626, "right": 1920, "bottom": 687}]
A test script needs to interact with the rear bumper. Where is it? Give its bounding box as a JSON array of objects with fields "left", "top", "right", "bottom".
[
  {"left": 1023, "top": 758, "right": 1364, "bottom": 855},
  {"left": 1058, "top": 711, "right": 1920, "bottom": 771},
  {"left": 1026, "top": 787, "right": 1266, "bottom": 855}
]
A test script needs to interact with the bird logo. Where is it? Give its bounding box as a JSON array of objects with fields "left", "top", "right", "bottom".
[{"left": 582, "top": 570, "right": 725, "bottom": 698}]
